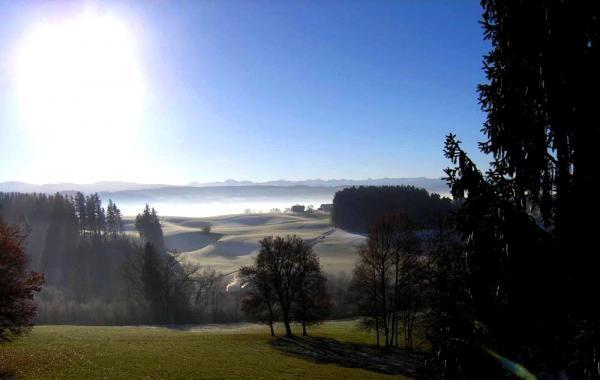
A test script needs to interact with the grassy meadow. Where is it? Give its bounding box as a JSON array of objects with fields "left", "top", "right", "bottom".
[{"left": 0, "top": 320, "right": 416, "bottom": 379}]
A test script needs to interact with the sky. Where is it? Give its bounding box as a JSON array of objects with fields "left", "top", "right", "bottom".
[{"left": 0, "top": 1, "right": 489, "bottom": 185}]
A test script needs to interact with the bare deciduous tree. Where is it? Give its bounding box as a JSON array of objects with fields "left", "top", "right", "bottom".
[
  {"left": 352, "top": 212, "right": 422, "bottom": 348},
  {"left": 240, "top": 235, "right": 331, "bottom": 337},
  {"left": 239, "top": 265, "right": 278, "bottom": 336}
]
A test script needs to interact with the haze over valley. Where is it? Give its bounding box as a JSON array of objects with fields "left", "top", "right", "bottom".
[
  {"left": 0, "top": 177, "right": 447, "bottom": 216},
  {"left": 146, "top": 213, "right": 364, "bottom": 275}
]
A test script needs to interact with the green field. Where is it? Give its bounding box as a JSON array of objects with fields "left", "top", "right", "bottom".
[{"left": 0, "top": 320, "right": 417, "bottom": 379}]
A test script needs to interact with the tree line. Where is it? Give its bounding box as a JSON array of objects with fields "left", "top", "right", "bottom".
[
  {"left": 331, "top": 185, "right": 453, "bottom": 233},
  {"left": 72, "top": 192, "right": 124, "bottom": 237},
  {"left": 0, "top": 192, "right": 127, "bottom": 289},
  {"left": 0, "top": 193, "right": 205, "bottom": 325},
  {"left": 0, "top": 192, "right": 134, "bottom": 326}
]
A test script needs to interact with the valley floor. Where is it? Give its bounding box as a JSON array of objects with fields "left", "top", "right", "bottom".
[
  {"left": 0, "top": 320, "right": 417, "bottom": 379},
  {"left": 124, "top": 212, "right": 366, "bottom": 274}
]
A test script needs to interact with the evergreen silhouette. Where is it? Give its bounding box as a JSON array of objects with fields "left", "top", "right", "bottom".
[
  {"left": 429, "top": 1, "right": 600, "bottom": 377},
  {"left": 331, "top": 185, "right": 453, "bottom": 233},
  {"left": 135, "top": 204, "right": 165, "bottom": 253}
]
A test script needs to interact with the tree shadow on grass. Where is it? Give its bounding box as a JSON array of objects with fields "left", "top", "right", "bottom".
[
  {"left": 0, "top": 370, "right": 15, "bottom": 380},
  {"left": 270, "top": 336, "right": 424, "bottom": 378}
]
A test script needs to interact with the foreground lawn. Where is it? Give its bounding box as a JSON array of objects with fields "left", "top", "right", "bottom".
[{"left": 0, "top": 320, "right": 411, "bottom": 379}]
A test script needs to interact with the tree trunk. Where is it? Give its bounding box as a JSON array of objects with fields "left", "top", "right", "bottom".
[
  {"left": 381, "top": 270, "right": 389, "bottom": 347},
  {"left": 283, "top": 319, "right": 293, "bottom": 337},
  {"left": 392, "top": 257, "right": 400, "bottom": 348},
  {"left": 373, "top": 270, "right": 380, "bottom": 347},
  {"left": 409, "top": 309, "right": 417, "bottom": 350},
  {"left": 302, "top": 320, "right": 307, "bottom": 336},
  {"left": 282, "top": 304, "right": 293, "bottom": 337},
  {"left": 268, "top": 305, "right": 275, "bottom": 337}
]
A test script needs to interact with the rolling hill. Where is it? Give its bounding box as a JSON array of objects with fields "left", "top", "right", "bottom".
[{"left": 124, "top": 212, "right": 365, "bottom": 274}]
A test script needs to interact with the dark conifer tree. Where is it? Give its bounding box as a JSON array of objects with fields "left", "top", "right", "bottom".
[
  {"left": 135, "top": 204, "right": 165, "bottom": 252},
  {"left": 105, "top": 200, "right": 122, "bottom": 236},
  {"left": 114, "top": 203, "right": 123, "bottom": 233},
  {"left": 96, "top": 204, "right": 106, "bottom": 236},
  {"left": 74, "top": 192, "right": 87, "bottom": 235},
  {"left": 85, "top": 194, "right": 98, "bottom": 235},
  {"left": 431, "top": 1, "right": 600, "bottom": 377},
  {"left": 106, "top": 200, "right": 116, "bottom": 235},
  {"left": 140, "top": 242, "right": 166, "bottom": 322}
]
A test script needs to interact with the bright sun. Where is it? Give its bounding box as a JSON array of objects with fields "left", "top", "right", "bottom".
[{"left": 12, "top": 10, "right": 145, "bottom": 182}]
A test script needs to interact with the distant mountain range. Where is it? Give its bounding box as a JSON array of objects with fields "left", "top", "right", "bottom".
[
  {"left": 0, "top": 177, "right": 448, "bottom": 194},
  {"left": 188, "top": 177, "right": 447, "bottom": 190},
  {"left": 0, "top": 181, "right": 166, "bottom": 194}
]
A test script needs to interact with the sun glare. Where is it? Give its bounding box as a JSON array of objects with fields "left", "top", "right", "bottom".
[{"left": 12, "top": 10, "right": 145, "bottom": 181}]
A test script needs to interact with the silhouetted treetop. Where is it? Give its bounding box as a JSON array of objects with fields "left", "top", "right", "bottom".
[{"left": 135, "top": 204, "right": 165, "bottom": 253}]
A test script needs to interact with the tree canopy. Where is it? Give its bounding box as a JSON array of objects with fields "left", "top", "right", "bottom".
[{"left": 331, "top": 185, "right": 453, "bottom": 233}]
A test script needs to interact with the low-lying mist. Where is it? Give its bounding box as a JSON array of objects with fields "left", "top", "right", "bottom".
[
  {"left": 94, "top": 186, "right": 338, "bottom": 217},
  {"left": 114, "top": 198, "right": 332, "bottom": 217}
]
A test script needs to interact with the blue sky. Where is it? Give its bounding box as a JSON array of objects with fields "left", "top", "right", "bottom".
[{"left": 0, "top": 1, "right": 489, "bottom": 184}]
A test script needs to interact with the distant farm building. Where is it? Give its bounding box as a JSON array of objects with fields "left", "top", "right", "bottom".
[
  {"left": 318, "top": 203, "right": 333, "bottom": 212},
  {"left": 291, "top": 204, "right": 305, "bottom": 213}
]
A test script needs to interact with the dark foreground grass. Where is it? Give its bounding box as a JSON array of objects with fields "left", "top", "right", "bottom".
[{"left": 0, "top": 320, "right": 412, "bottom": 379}]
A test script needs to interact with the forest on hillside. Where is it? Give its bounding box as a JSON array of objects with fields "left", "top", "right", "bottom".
[
  {"left": 0, "top": 192, "right": 132, "bottom": 317},
  {"left": 0, "top": 193, "right": 241, "bottom": 324}
]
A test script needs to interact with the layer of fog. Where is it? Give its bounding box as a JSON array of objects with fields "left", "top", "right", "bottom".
[{"left": 113, "top": 198, "right": 333, "bottom": 217}]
